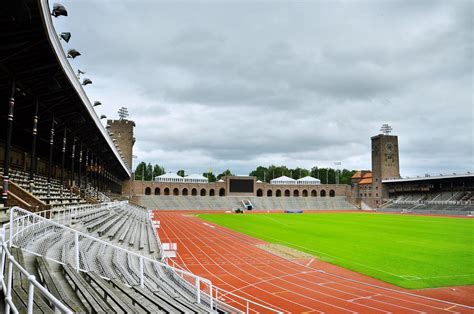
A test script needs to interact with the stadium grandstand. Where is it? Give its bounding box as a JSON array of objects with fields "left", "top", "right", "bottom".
[
  {"left": 378, "top": 173, "right": 474, "bottom": 215},
  {"left": 0, "top": 1, "right": 273, "bottom": 312},
  {"left": 0, "top": 1, "right": 472, "bottom": 313}
]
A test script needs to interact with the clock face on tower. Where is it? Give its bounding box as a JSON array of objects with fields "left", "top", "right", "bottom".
[{"left": 385, "top": 143, "right": 394, "bottom": 154}]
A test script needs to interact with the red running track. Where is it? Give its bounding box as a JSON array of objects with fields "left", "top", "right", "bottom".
[{"left": 154, "top": 212, "right": 474, "bottom": 314}]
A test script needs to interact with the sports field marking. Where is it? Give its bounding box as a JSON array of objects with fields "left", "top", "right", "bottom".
[
  {"left": 157, "top": 212, "right": 474, "bottom": 313},
  {"left": 225, "top": 226, "right": 408, "bottom": 279},
  {"left": 405, "top": 274, "right": 474, "bottom": 280},
  {"left": 198, "top": 212, "right": 474, "bottom": 289},
  {"left": 202, "top": 222, "right": 215, "bottom": 228},
  {"left": 227, "top": 270, "right": 324, "bottom": 294},
  {"left": 347, "top": 294, "right": 380, "bottom": 302},
  {"left": 306, "top": 258, "right": 315, "bottom": 266},
  {"left": 188, "top": 223, "right": 448, "bottom": 314}
]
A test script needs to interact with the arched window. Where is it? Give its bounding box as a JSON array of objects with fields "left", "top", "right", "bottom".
[
  {"left": 267, "top": 190, "right": 273, "bottom": 197},
  {"left": 320, "top": 189, "right": 326, "bottom": 197},
  {"left": 329, "top": 189, "right": 335, "bottom": 197},
  {"left": 192, "top": 188, "right": 197, "bottom": 196},
  {"left": 276, "top": 190, "right": 281, "bottom": 197},
  {"left": 293, "top": 190, "right": 299, "bottom": 197},
  {"left": 200, "top": 189, "right": 206, "bottom": 196},
  {"left": 302, "top": 190, "right": 308, "bottom": 197},
  {"left": 145, "top": 187, "right": 151, "bottom": 195},
  {"left": 209, "top": 189, "right": 215, "bottom": 196},
  {"left": 164, "top": 187, "right": 170, "bottom": 196},
  {"left": 257, "top": 189, "right": 263, "bottom": 197},
  {"left": 311, "top": 190, "right": 317, "bottom": 197},
  {"left": 154, "top": 187, "right": 160, "bottom": 195},
  {"left": 173, "top": 188, "right": 179, "bottom": 196},
  {"left": 182, "top": 188, "right": 188, "bottom": 196},
  {"left": 284, "top": 189, "right": 290, "bottom": 197},
  {"left": 219, "top": 188, "right": 225, "bottom": 196}
]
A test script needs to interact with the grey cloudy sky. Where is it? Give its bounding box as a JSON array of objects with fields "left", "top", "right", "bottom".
[{"left": 52, "top": 0, "right": 473, "bottom": 176}]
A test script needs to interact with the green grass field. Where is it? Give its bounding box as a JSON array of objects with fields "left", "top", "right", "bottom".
[{"left": 197, "top": 213, "right": 474, "bottom": 289}]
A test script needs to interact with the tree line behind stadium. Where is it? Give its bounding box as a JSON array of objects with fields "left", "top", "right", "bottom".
[{"left": 134, "top": 162, "right": 356, "bottom": 185}]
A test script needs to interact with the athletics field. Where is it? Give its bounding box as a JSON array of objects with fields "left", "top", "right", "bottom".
[{"left": 197, "top": 212, "right": 474, "bottom": 289}]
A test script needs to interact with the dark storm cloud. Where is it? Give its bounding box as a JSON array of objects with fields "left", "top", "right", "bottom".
[{"left": 52, "top": 0, "right": 473, "bottom": 175}]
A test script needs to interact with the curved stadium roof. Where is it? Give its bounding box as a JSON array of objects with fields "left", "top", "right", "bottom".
[{"left": 0, "top": 0, "right": 131, "bottom": 180}]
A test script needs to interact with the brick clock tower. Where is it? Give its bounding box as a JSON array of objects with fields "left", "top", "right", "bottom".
[
  {"left": 371, "top": 124, "right": 400, "bottom": 205},
  {"left": 106, "top": 108, "right": 135, "bottom": 197}
]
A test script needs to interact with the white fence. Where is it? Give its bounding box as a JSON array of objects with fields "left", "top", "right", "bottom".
[{"left": 1, "top": 202, "right": 282, "bottom": 313}]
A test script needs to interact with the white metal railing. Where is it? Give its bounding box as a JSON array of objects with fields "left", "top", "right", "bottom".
[
  {"left": 166, "top": 255, "right": 283, "bottom": 313},
  {"left": 2, "top": 204, "right": 214, "bottom": 312},
  {"left": 1, "top": 202, "right": 283, "bottom": 313},
  {"left": 0, "top": 228, "right": 73, "bottom": 314},
  {"left": 394, "top": 199, "right": 472, "bottom": 206}
]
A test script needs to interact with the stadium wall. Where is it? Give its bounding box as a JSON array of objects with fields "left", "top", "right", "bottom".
[{"left": 129, "top": 176, "right": 351, "bottom": 198}]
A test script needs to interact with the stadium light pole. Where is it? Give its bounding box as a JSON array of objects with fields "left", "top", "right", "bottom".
[
  {"left": 51, "top": 3, "right": 68, "bottom": 17},
  {"left": 334, "top": 161, "right": 341, "bottom": 185},
  {"left": 67, "top": 49, "right": 81, "bottom": 59},
  {"left": 29, "top": 100, "right": 39, "bottom": 193},
  {"left": 76, "top": 69, "right": 85, "bottom": 79},
  {"left": 82, "top": 78, "right": 92, "bottom": 86},
  {"left": 59, "top": 32, "right": 71, "bottom": 42},
  {"left": 2, "top": 80, "right": 15, "bottom": 206}
]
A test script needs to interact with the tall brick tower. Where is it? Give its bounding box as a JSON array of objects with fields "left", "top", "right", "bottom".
[
  {"left": 371, "top": 124, "right": 400, "bottom": 205},
  {"left": 106, "top": 107, "right": 135, "bottom": 171}
]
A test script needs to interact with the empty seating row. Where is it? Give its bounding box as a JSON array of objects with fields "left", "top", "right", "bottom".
[
  {"left": 139, "top": 195, "right": 358, "bottom": 210},
  {"left": 2, "top": 167, "right": 89, "bottom": 208}
]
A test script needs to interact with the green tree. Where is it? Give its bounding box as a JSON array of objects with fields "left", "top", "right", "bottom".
[
  {"left": 217, "top": 169, "right": 234, "bottom": 181},
  {"left": 310, "top": 166, "right": 320, "bottom": 179},
  {"left": 145, "top": 163, "right": 153, "bottom": 181},
  {"left": 134, "top": 162, "right": 147, "bottom": 180},
  {"left": 340, "top": 169, "right": 356, "bottom": 184},
  {"left": 249, "top": 166, "right": 268, "bottom": 182},
  {"left": 177, "top": 169, "right": 185, "bottom": 177},
  {"left": 291, "top": 167, "right": 309, "bottom": 180},
  {"left": 203, "top": 172, "right": 216, "bottom": 182},
  {"left": 153, "top": 164, "right": 165, "bottom": 178}
]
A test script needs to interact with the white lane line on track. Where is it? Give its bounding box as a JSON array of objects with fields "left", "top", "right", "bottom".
[
  {"left": 179, "top": 218, "right": 392, "bottom": 314},
  {"left": 306, "top": 258, "right": 315, "bottom": 266},
  {"left": 158, "top": 213, "right": 289, "bottom": 313},
  {"left": 168, "top": 215, "right": 322, "bottom": 313},
  {"left": 206, "top": 216, "right": 473, "bottom": 312}
]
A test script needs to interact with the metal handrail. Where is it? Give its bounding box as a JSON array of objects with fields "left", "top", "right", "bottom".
[
  {"left": 166, "top": 255, "right": 283, "bottom": 313},
  {"left": 4, "top": 204, "right": 215, "bottom": 311},
  {"left": 0, "top": 229, "right": 73, "bottom": 314},
  {"left": 2, "top": 202, "right": 283, "bottom": 313}
]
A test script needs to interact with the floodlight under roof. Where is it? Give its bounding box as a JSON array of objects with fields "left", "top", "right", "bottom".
[
  {"left": 100, "top": 115, "right": 107, "bottom": 119},
  {"left": 67, "top": 49, "right": 81, "bottom": 58},
  {"left": 59, "top": 32, "right": 71, "bottom": 42},
  {"left": 52, "top": 3, "right": 68, "bottom": 17},
  {"left": 93, "top": 101, "right": 102, "bottom": 107},
  {"left": 82, "top": 78, "right": 92, "bottom": 85}
]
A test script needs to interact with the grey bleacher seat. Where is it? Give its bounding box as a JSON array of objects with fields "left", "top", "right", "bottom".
[
  {"left": 139, "top": 195, "right": 357, "bottom": 211},
  {"left": 35, "top": 257, "right": 84, "bottom": 312},
  {"left": 9, "top": 247, "right": 53, "bottom": 314},
  {"left": 11, "top": 202, "right": 218, "bottom": 313}
]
